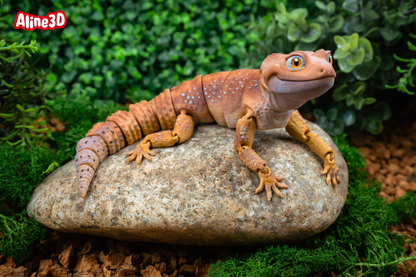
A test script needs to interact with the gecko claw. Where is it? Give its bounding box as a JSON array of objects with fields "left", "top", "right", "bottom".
[
  {"left": 322, "top": 154, "right": 341, "bottom": 187},
  {"left": 125, "top": 141, "right": 155, "bottom": 164},
  {"left": 256, "top": 167, "right": 288, "bottom": 201}
]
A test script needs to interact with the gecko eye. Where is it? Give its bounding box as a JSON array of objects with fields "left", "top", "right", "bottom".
[
  {"left": 327, "top": 53, "right": 333, "bottom": 64},
  {"left": 286, "top": 56, "right": 304, "bottom": 70}
]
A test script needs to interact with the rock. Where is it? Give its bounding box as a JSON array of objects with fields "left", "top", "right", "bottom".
[{"left": 28, "top": 122, "right": 348, "bottom": 246}]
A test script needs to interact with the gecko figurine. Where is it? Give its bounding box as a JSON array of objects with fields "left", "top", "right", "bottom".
[{"left": 75, "top": 49, "right": 340, "bottom": 200}]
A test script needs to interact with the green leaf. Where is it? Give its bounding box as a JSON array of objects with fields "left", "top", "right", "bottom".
[
  {"left": 42, "top": 161, "right": 60, "bottom": 175},
  {"left": 339, "top": 108, "right": 356, "bottom": 126},
  {"left": 347, "top": 48, "right": 365, "bottom": 66},
  {"left": 31, "top": 128, "right": 49, "bottom": 133},
  {"left": 326, "top": 118, "right": 344, "bottom": 136},
  {"left": 333, "top": 85, "right": 349, "bottom": 101},
  {"left": 313, "top": 109, "right": 325, "bottom": 118},
  {"left": 348, "top": 33, "right": 359, "bottom": 50},
  {"left": 327, "top": 2, "right": 335, "bottom": 15},
  {"left": 79, "top": 72, "right": 93, "bottom": 85},
  {"left": 287, "top": 26, "right": 302, "bottom": 42},
  {"left": 353, "top": 56, "right": 381, "bottom": 81},
  {"left": 333, "top": 47, "right": 350, "bottom": 60},
  {"left": 301, "top": 23, "right": 321, "bottom": 43},
  {"left": 326, "top": 108, "right": 338, "bottom": 121},
  {"left": 290, "top": 9, "right": 308, "bottom": 25},
  {"left": 0, "top": 113, "right": 14, "bottom": 118},
  {"left": 363, "top": 97, "right": 376, "bottom": 105},
  {"left": 365, "top": 118, "right": 383, "bottom": 134},
  {"left": 346, "top": 95, "right": 355, "bottom": 106},
  {"left": 351, "top": 82, "right": 366, "bottom": 95},
  {"left": 91, "top": 11, "right": 104, "bottom": 21},
  {"left": 1, "top": 79, "right": 14, "bottom": 88},
  {"left": 342, "top": 0, "right": 359, "bottom": 13},
  {"left": 358, "top": 38, "right": 373, "bottom": 61},
  {"left": 408, "top": 41, "right": 416, "bottom": 51},
  {"left": 338, "top": 57, "right": 356, "bottom": 73},
  {"left": 16, "top": 104, "right": 24, "bottom": 112},
  {"left": 74, "top": 45, "right": 86, "bottom": 55},
  {"left": 329, "top": 15, "right": 344, "bottom": 32},
  {"left": 354, "top": 98, "right": 365, "bottom": 110},
  {"left": 333, "top": 35, "right": 346, "bottom": 47},
  {"left": 315, "top": 1, "right": 326, "bottom": 10},
  {"left": 380, "top": 28, "right": 401, "bottom": 42}
]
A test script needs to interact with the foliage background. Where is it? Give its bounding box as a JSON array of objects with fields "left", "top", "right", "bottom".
[{"left": 0, "top": 0, "right": 416, "bottom": 273}]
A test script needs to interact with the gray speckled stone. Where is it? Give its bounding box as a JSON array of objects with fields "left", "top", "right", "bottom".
[{"left": 27, "top": 121, "right": 348, "bottom": 246}]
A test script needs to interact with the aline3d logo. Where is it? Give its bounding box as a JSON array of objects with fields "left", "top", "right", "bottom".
[{"left": 14, "top": 11, "right": 67, "bottom": 31}]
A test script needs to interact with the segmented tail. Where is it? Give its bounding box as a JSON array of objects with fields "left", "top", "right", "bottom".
[{"left": 75, "top": 97, "right": 166, "bottom": 197}]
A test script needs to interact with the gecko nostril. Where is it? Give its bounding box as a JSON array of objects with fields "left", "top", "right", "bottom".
[{"left": 320, "top": 68, "right": 324, "bottom": 73}]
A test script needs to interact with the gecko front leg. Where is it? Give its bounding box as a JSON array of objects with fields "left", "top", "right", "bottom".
[
  {"left": 235, "top": 113, "right": 288, "bottom": 201},
  {"left": 285, "top": 110, "right": 340, "bottom": 187}
]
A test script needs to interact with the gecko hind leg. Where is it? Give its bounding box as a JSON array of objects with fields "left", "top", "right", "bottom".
[{"left": 125, "top": 110, "right": 194, "bottom": 164}]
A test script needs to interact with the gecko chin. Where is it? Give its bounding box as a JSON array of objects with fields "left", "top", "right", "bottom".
[{"left": 262, "top": 75, "right": 335, "bottom": 111}]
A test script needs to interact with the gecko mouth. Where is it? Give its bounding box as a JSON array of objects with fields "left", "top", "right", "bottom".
[
  {"left": 261, "top": 76, "right": 335, "bottom": 111},
  {"left": 269, "top": 76, "right": 335, "bottom": 102}
]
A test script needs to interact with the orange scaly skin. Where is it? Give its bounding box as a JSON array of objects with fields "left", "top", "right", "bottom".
[{"left": 75, "top": 49, "right": 340, "bottom": 200}]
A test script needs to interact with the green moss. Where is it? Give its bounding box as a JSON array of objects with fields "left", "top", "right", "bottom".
[
  {"left": 208, "top": 134, "right": 416, "bottom": 276},
  {"left": 0, "top": 144, "right": 61, "bottom": 209},
  {"left": 389, "top": 192, "right": 416, "bottom": 223},
  {"left": 0, "top": 210, "right": 46, "bottom": 262}
]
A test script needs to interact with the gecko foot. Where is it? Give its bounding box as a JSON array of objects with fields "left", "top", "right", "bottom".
[
  {"left": 125, "top": 141, "right": 155, "bottom": 164},
  {"left": 322, "top": 154, "right": 341, "bottom": 187},
  {"left": 255, "top": 167, "right": 288, "bottom": 201}
]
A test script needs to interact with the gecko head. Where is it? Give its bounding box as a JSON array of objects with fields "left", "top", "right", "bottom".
[{"left": 259, "top": 49, "right": 336, "bottom": 111}]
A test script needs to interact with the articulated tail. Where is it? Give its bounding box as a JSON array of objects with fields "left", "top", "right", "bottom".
[
  {"left": 74, "top": 88, "right": 179, "bottom": 197},
  {"left": 75, "top": 99, "right": 164, "bottom": 197}
]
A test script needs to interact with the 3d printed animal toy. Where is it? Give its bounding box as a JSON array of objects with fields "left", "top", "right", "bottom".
[{"left": 75, "top": 49, "right": 340, "bottom": 200}]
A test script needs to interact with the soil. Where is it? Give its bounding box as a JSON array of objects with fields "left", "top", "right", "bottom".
[{"left": 1, "top": 121, "right": 416, "bottom": 277}]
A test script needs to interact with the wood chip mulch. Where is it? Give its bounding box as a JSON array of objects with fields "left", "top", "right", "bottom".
[{"left": 0, "top": 229, "right": 255, "bottom": 277}]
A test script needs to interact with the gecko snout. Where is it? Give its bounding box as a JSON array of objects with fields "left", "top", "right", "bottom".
[{"left": 319, "top": 67, "right": 336, "bottom": 79}]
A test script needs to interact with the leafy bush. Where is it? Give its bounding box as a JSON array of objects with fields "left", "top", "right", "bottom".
[
  {"left": 208, "top": 134, "right": 416, "bottom": 276},
  {"left": 4, "top": 0, "right": 415, "bottom": 136},
  {"left": 0, "top": 2, "right": 54, "bottom": 147},
  {"left": 245, "top": 0, "right": 416, "bottom": 136},
  {"left": 4, "top": 0, "right": 284, "bottom": 104}
]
